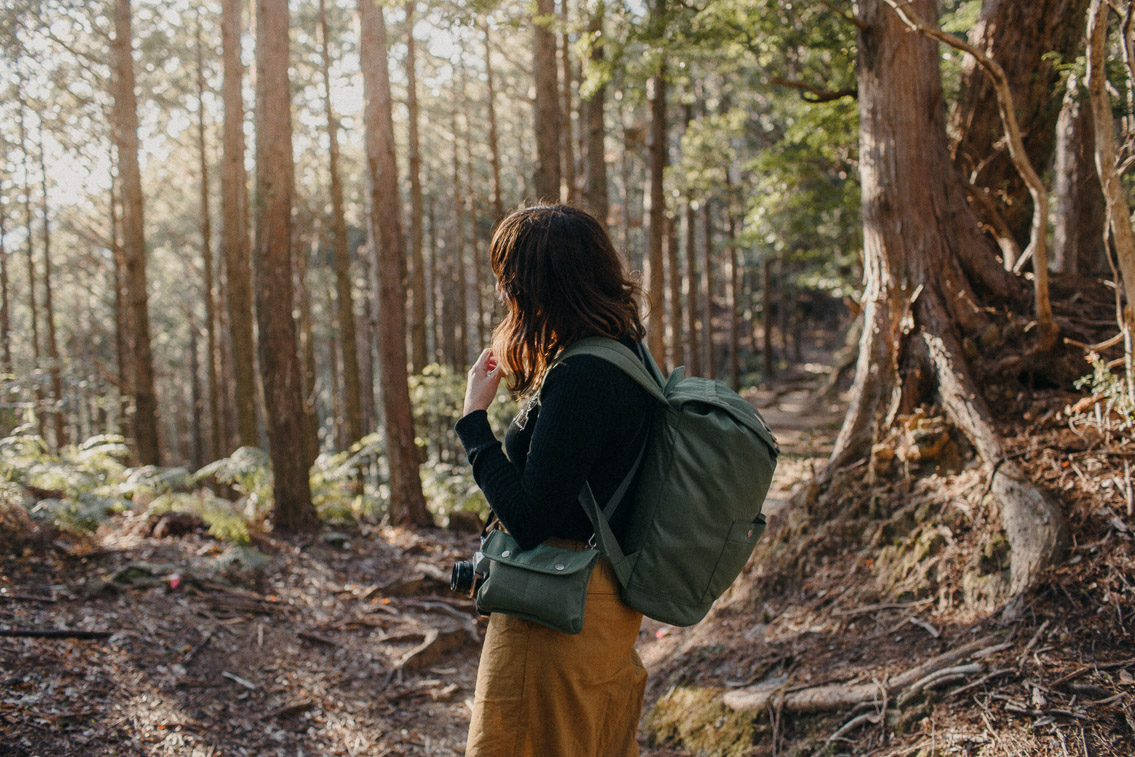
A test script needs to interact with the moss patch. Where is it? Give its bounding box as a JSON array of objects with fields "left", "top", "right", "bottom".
[{"left": 645, "top": 685, "right": 754, "bottom": 757}]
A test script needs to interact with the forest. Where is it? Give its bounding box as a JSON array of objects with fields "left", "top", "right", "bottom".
[{"left": 2, "top": 0, "right": 1135, "bottom": 754}]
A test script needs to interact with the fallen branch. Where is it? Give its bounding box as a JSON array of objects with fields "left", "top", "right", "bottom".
[
  {"left": 0, "top": 627, "right": 113, "bottom": 640},
  {"left": 724, "top": 634, "right": 1000, "bottom": 714}
]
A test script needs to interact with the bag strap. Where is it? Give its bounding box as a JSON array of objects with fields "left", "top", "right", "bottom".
[{"left": 555, "top": 337, "right": 669, "bottom": 405}]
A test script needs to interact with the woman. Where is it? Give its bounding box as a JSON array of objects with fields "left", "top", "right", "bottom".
[{"left": 456, "top": 204, "right": 653, "bottom": 756}]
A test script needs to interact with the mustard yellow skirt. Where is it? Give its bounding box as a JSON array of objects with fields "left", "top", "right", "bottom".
[{"left": 465, "top": 555, "right": 647, "bottom": 757}]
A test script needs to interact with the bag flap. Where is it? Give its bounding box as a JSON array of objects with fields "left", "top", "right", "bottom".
[{"left": 481, "top": 530, "right": 599, "bottom": 575}]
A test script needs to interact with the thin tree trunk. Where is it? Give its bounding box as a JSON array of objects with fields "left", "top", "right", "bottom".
[
  {"left": 483, "top": 21, "right": 505, "bottom": 222},
  {"left": 1087, "top": 0, "right": 1135, "bottom": 404},
  {"left": 111, "top": 0, "right": 159, "bottom": 464},
  {"left": 109, "top": 174, "right": 132, "bottom": 442},
  {"left": 196, "top": 11, "right": 221, "bottom": 462},
  {"left": 357, "top": 243, "right": 377, "bottom": 433},
  {"left": 467, "top": 126, "right": 487, "bottom": 349},
  {"left": 666, "top": 213, "right": 683, "bottom": 368},
  {"left": 683, "top": 200, "right": 701, "bottom": 376},
  {"left": 533, "top": 0, "right": 562, "bottom": 201},
  {"left": 188, "top": 311, "right": 204, "bottom": 470},
  {"left": 762, "top": 256, "right": 774, "bottom": 378},
  {"left": 296, "top": 228, "right": 320, "bottom": 463},
  {"left": 726, "top": 209, "right": 740, "bottom": 390},
  {"left": 646, "top": 64, "right": 667, "bottom": 365},
  {"left": 317, "top": 0, "right": 363, "bottom": 445},
  {"left": 38, "top": 121, "right": 65, "bottom": 449},
  {"left": 582, "top": 3, "right": 608, "bottom": 222},
  {"left": 1053, "top": 72, "right": 1108, "bottom": 275},
  {"left": 18, "top": 96, "right": 44, "bottom": 440},
  {"left": 326, "top": 281, "right": 345, "bottom": 451},
  {"left": 560, "top": 0, "right": 578, "bottom": 204},
  {"left": 702, "top": 201, "right": 716, "bottom": 377},
  {"left": 405, "top": 6, "right": 429, "bottom": 375},
  {"left": 254, "top": 0, "right": 317, "bottom": 531},
  {"left": 222, "top": 0, "right": 258, "bottom": 451},
  {"left": 0, "top": 187, "right": 10, "bottom": 375},
  {"left": 358, "top": 0, "right": 431, "bottom": 527},
  {"left": 452, "top": 78, "right": 469, "bottom": 365}
]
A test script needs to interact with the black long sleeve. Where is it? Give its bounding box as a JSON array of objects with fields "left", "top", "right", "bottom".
[{"left": 455, "top": 349, "right": 652, "bottom": 550}]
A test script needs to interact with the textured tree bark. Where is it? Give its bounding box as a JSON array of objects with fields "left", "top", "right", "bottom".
[
  {"left": 221, "top": 0, "right": 258, "bottom": 451},
  {"left": 406, "top": 2, "right": 429, "bottom": 374},
  {"left": 111, "top": 0, "right": 160, "bottom": 465},
  {"left": 581, "top": 4, "right": 608, "bottom": 223},
  {"left": 533, "top": 0, "right": 562, "bottom": 202},
  {"left": 1053, "top": 74, "right": 1108, "bottom": 275},
  {"left": 196, "top": 12, "right": 221, "bottom": 462},
  {"left": 726, "top": 209, "right": 740, "bottom": 391},
  {"left": 1087, "top": 0, "right": 1135, "bottom": 402},
  {"left": 451, "top": 73, "right": 469, "bottom": 367},
  {"left": 318, "top": 0, "right": 364, "bottom": 446},
  {"left": 948, "top": 0, "right": 1089, "bottom": 244},
  {"left": 295, "top": 229, "right": 320, "bottom": 463},
  {"left": 832, "top": 0, "right": 1067, "bottom": 595},
  {"left": 646, "top": 67, "right": 668, "bottom": 366},
  {"left": 358, "top": 0, "right": 431, "bottom": 527},
  {"left": 109, "top": 176, "right": 132, "bottom": 442},
  {"left": 254, "top": 0, "right": 317, "bottom": 532},
  {"left": 702, "top": 201, "right": 716, "bottom": 377}
]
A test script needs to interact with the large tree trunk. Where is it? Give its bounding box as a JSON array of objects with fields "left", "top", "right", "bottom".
[
  {"left": 533, "top": 0, "right": 562, "bottom": 201},
  {"left": 1053, "top": 73, "right": 1109, "bottom": 276},
  {"left": 405, "top": 2, "right": 429, "bottom": 373},
  {"left": 196, "top": 12, "right": 221, "bottom": 462},
  {"left": 581, "top": 3, "right": 608, "bottom": 222},
  {"left": 833, "top": 0, "right": 1067, "bottom": 595},
  {"left": 646, "top": 63, "right": 668, "bottom": 365},
  {"left": 111, "top": 0, "right": 160, "bottom": 465},
  {"left": 358, "top": 0, "right": 431, "bottom": 528},
  {"left": 254, "top": 0, "right": 317, "bottom": 532},
  {"left": 318, "top": 0, "right": 363, "bottom": 445},
  {"left": 948, "top": 0, "right": 1089, "bottom": 245},
  {"left": 221, "top": 0, "right": 258, "bottom": 451}
]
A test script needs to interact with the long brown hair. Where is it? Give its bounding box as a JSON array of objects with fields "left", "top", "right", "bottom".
[{"left": 490, "top": 204, "right": 645, "bottom": 396}]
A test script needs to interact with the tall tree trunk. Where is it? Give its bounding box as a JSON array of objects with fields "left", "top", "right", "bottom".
[
  {"left": 533, "top": 0, "right": 562, "bottom": 201},
  {"left": 948, "top": 0, "right": 1090, "bottom": 245},
  {"left": 38, "top": 122, "right": 65, "bottom": 449},
  {"left": 1053, "top": 72, "right": 1108, "bottom": 275},
  {"left": 358, "top": 0, "right": 431, "bottom": 527},
  {"left": 111, "top": 0, "right": 159, "bottom": 465},
  {"left": 19, "top": 97, "right": 44, "bottom": 440},
  {"left": 0, "top": 188, "right": 10, "bottom": 376},
  {"left": 197, "top": 11, "right": 221, "bottom": 462},
  {"left": 666, "top": 213, "right": 683, "bottom": 368},
  {"left": 357, "top": 243, "right": 378, "bottom": 434},
  {"left": 726, "top": 208, "right": 740, "bottom": 390},
  {"left": 326, "top": 281, "right": 345, "bottom": 450},
  {"left": 762, "top": 256, "right": 774, "bottom": 378},
  {"left": 702, "top": 201, "right": 716, "bottom": 377},
  {"left": 833, "top": 0, "right": 1066, "bottom": 596},
  {"left": 560, "top": 0, "right": 578, "bottom": 204},
  {"left": 466, "top": 124, "right": 487, "bottom": 349},
  {"left": 452, "top": 78, "right": 470, "bottom": 365},
  {"left": 318, "top": 0, "right": 363, "bottom": 445},
  {"left": 581, "top": 3, "right": 608, "bottom": 222},
  {"left": 683, "top": 199, "right": 701, "bottom": 376},
  {"left": 483, "top": 21, "right": 505, "bottom": 221},
  {"left": 188, "top": 312, "right": 204, "bottom": 469},
  {"left": 1087, "top": 0, "right": 1135, "bottom": 404},
  {"left": 222, "top": 0, "right": 258, "bottom": 451},
  {"left": 405, "top": 2, "right": 429, "bottom": 373},
  {"left": 296, "top": 228, "right": 320, "bottom": 463},
  {"left": 254, "top": 0, "right": 317, "bottom": 531},
  {"left": 646, "top": 65, "right": 667, "bottom": 365},
  {"left": 109, "top": 174, "right": 132, "bottom": 441}
]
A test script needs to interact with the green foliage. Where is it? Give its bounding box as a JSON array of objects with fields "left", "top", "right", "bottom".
[
  {"left": 192, "top": 447, "right": 273, "bottom": 509},
  {"left": 310, "top": 433, "right": 387, "bottom": 524},
  {"left": 149, "top": 491, "right": 252, "bottom": 545},
  {"left": 1075, "top": 354, "right": 1135, "bottom": 430}
]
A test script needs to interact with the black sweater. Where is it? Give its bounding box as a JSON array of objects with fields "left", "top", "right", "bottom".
[{"left": 454, "top": 340, "right": 653, "bottom": 550}]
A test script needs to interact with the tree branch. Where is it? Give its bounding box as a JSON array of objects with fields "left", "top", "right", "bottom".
[{"left": 816, "top": 0, "right": 869, "bottom": 31}]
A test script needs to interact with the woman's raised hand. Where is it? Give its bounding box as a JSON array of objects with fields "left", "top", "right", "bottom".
[{"left": 463, "top": 348, "right": 503, "bottom": 416}]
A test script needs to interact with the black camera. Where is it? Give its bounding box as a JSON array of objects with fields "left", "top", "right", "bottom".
[{"left": 450, "top": 548, "right": 489, "bottom": 597}]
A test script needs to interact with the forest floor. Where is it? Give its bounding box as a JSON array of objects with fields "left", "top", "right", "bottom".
[{"left": 3, "top": 340, "right": 1135, "bottom": 756}]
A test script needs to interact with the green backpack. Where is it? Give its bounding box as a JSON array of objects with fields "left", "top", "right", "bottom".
[{"left": 554, "top": 337, "right": 779, "bottom": 627}]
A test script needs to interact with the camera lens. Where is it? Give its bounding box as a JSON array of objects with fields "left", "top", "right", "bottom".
[{"left": 451, "top": 560, "right": 475, "bottom": 594}]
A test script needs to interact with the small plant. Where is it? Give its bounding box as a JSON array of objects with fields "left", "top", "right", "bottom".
[{"left": 1075, "top": 352, "right": 1135, "bottom": 431}]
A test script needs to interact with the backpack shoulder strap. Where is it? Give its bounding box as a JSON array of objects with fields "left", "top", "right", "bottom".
[{"left": 555, "top": 337, "right": 669, "bottom": 404}]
